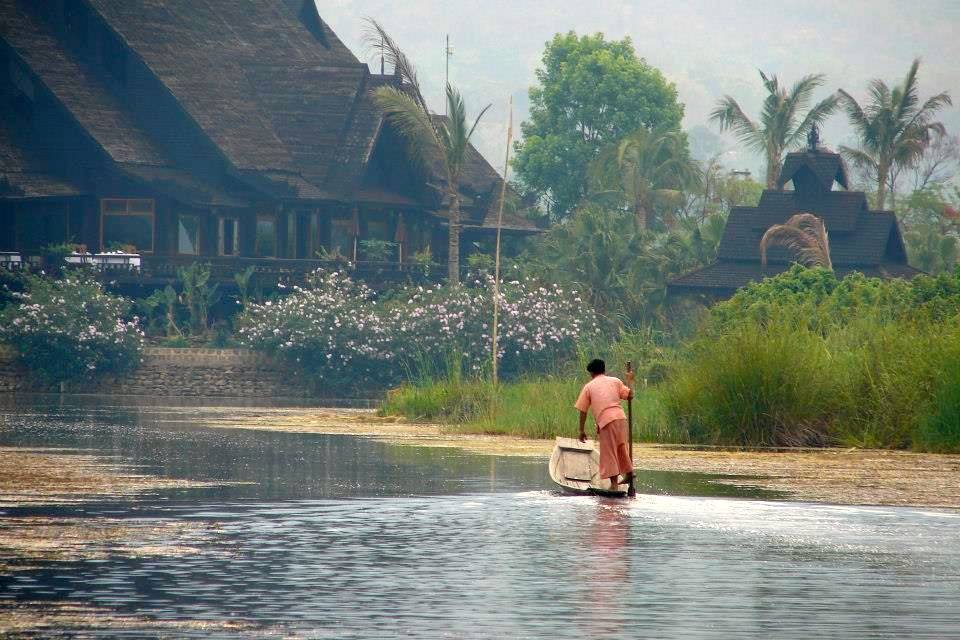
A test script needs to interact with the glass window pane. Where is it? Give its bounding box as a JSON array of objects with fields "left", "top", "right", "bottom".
[
  {"left": 366, "top": 219, "right": 389, "bottom": 241},
  {"left": 329, "top": 219, "right": 352, "bottom": 259},
  {"left": 286, "top": 213, "right": 297, "bottom": 258},
  {"left": 129, "top": 199, "right": 154, "bottom": 213},
  {"left": 255, "top": 218, "right": 276, "bottom": 257},
  {"left": 308, "top": 213, "right": 320, "bottom": 258},
  {"left": 103, "top": 213, "right": 153, "bottom": 252},
  {"left": 18, "top": 209, "right": 68, "bottom": 251},
  {"left": 220, "top": 218, "right": 238, "bottom": 256},
  {"left": 178, "top": 215, "right": 201, "bottom": 255},
  {"left": 19, "top": 207, "right": 69, "bottom": 251},
  {"left": 102, "top": 199, "right": 126, "bottom": 213},
  {"left": 0, "top": 207, "right": 14, "bottom": 251}
]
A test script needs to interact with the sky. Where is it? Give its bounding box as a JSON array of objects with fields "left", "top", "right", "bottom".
[{"left": 318, "top": 0, "right": 960, "bottom": 179}]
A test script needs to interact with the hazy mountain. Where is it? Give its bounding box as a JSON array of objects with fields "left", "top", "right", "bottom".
[{"left": 319, "top": 0, "right": 960, "bottom": 179}]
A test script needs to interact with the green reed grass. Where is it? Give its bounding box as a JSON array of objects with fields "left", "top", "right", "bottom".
[{"left": 380, "top": 375, "right": 673, "bottom": 442}]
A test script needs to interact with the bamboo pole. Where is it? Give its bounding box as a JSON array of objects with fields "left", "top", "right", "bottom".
[{"left": 491, "top": 97, "right": 513, "bottom": 386}]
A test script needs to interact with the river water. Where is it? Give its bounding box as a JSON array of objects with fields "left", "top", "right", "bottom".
[{"left": 1, "top": 397, "right": 959, "bottom": 638}]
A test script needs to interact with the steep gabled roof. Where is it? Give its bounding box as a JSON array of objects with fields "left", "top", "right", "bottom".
[
  {"left": 0, "top": 0, "right": 169, "bottom": 166},
  {"left": 0, "top": 121, "right": 83, "bottom": 198},
  {"left": 720, "top": 206, "right": 900, "bottom": 267},
  {"left": 777, "top": 149, "right": 849, "bottom": 190},
  {"left": 86, "top": 0, "right": 369, "bottom": 184},
  {"left": 671, "top": 145, "right": 919, "bottom": 295},
  {"left": 0, "top": 0, "right": 512, "bottom": 211}
]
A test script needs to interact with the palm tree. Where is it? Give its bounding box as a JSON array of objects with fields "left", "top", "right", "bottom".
[
  {"left": 760, "top": 213, "right": 832, "bottom": 271},
  {"left": 711, "top": 71, "right": 838, "bottom": 188},
  {"left": 838, "top": 59, "right": 952, "bottom": 210},
  {"left": 589, "top": 128, "right": 701, "bottom": 230},
  {"left": 365, "top": 20, "right": 490, "bottom": 285}
]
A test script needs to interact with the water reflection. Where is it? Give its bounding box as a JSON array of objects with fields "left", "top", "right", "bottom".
[{"left": 1, "top": 397, "right": 958, "bottom": 639}]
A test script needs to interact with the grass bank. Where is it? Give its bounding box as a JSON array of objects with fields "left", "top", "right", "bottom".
[
  {"left": 380, "top": 267, "right": 960, "bottom": 454},
  {"left": 380, "top": 377, "right": 674, "bottom": 441}
]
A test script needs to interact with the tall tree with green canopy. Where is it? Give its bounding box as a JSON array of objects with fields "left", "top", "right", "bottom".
[
  {"left": 838, "top": 59, "right": 952, "bottom": 210},
  {"left": 589, "top": 127, "right": 702, "bottom": 230},
  {"left": 711, "top": 71, "right": 838, "bottom": 189},
  {"left": 365, "top": 20, "right": 490, "bottom": 285},
  {"left": 513, "top": 32, "right": 684, "bottom": 218}
]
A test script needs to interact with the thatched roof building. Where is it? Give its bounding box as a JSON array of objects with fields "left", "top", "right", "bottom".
[
  {"left": 669, "top": 139, "right": 920, "bottom": 297},
  {"left": 0, "top": 0, "right": 534, "bottom": 282}
]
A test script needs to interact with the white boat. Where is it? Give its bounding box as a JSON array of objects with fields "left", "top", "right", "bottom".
[{"left": 548, "top": 436, "right": 628, "bottom": 498}]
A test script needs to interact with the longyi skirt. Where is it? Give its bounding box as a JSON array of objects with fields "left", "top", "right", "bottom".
[{"left": 597, "top": 419, "right": 633, "bottom": 479}]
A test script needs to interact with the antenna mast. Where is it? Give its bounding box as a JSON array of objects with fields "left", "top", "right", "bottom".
[{"left": 444, "top": 34, "right": 453, "bottom": 115}]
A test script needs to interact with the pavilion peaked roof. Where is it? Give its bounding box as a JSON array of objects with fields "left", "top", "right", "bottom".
[{"left": 777, "top": 148, "right": 850, "bottom": 191}]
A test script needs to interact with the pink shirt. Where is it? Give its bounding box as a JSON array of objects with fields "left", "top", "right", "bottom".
[{"left": 574, "top": 375, "right": 631, "bottom": 429}]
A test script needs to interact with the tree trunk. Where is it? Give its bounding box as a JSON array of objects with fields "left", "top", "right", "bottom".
[
  {"left": 766, "top": 152, "right": 781, "bottom": 189},
  {"left": 634, "top": 201, "right": 648, "bottom": 231},
  {"left": 877, "top": 164, "right": 889, "bottom": 210},
  {"left": 447, "top": 191, "right": 461, "bottom": 285}
]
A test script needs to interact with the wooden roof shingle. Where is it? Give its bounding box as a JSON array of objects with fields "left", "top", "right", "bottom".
[
  {"left": 777, "top": 149, "right": 849, "bottom": 190},
  {"left": 0, "top": 121, "right": 83, "bottom": 199},
  {"left": 0, "top": 0, "right": 169, "bottom": 167}
]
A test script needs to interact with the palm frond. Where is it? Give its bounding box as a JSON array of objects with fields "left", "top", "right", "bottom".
[
  {"left": 363, "top": 18, "right": 429, "bottom": 113},
  {"left": 838, "top": 145, "right": 879, "bottom": 172},
  {"left": 372, "top": 86, "right": 440, "bottom": 171},
  {"left": 892, "top": 59, "right": 921, "bottom": 123},
  {"left": 466, "top": 101, "right": 492, "bottom": 142},
  {"left": 760, "top": 213, "right": 831, "bottom": 270},
  {"left": 788, "top": 93, "right": 839, "bottom": 147},
  {"left": 784, "top": 73, "right": 827, "bottom": 124},
  {"left": 710, "top": 96, "right": 765, "bottom": 153}
]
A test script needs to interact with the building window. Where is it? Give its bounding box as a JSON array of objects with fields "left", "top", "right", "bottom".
[
  {"left": 219, "top": 217, "right": 240, "bottom": 256},
  {"left": 365, "top": 217, "right": 390, "bottom": 241},
  {"left": 285, "top": 212, "right": 297, "bottom": 258},
  {"left": 329, "top": 218, "right": 354, "bottom": 260},
  {"left": 308, "top": 212, "right": 321, "bottom": 258},
  {"left": 100, "top": 198, "right": 154, "bottom": 252},
  {"left": 177, "top": 214, "right": 201, "bottom": 255},
  {"left": 255, "top": 216, "right": 276, "bottom": 257},
  {"left": 16, "top": 204, "right": 69, "bottom": 252}
]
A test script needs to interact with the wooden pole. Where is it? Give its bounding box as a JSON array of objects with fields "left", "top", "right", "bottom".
[
  {"left": 491, "top": 97, "right": 513, "bottom": 386},
  {"left": 627, "top": 360, "right": 634, "bottom": 496}
]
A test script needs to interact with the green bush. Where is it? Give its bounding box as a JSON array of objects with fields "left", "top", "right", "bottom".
[
  {"left": 0, "top": 274, "right": 143, "bottom": 386},
  {"left": 663, "top": 265, "right": 960, "bottom": 450},
  {"left": 665, "top": 320, "right": 840, "bottom": 446},
  {"left": 913, "top": 356, "right": 960, "bottom": 453}
]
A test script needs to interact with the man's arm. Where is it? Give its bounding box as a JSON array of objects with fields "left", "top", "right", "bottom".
[{"left": 578, "top": 411, "right": 588, "bottom": 442}]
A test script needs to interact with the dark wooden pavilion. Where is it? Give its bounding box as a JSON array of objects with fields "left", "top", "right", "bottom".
[
  {"left": 669, "top": 137, "right": 921, "bottom": 298},
  {"left": 0, "top": 0, "right": 536, "bottom": 284}
]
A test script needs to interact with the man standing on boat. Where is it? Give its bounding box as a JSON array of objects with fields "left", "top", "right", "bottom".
[{"left": 574, "top": 359, "right": 635, "bottom": 496}]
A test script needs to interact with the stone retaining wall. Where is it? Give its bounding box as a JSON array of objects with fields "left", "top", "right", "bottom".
[{"left": 0, "top": 348, "right": 317, "bottom": 399}]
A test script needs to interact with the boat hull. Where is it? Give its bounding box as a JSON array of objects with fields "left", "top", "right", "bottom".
[{"left": 548, "top": 436, "right": 628, "bottom": 498}]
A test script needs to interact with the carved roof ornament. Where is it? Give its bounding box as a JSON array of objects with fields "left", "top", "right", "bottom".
[{"left": 808, "top": 124, "right": 820, "bottom": 152}]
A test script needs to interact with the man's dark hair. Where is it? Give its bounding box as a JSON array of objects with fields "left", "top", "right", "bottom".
[{"left": 586, "top": 358, "right": 605, "bottom": 375}]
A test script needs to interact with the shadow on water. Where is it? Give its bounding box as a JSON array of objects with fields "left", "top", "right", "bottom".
[{"left": 1, "top": 396, "right": 959, "bottom": 639}]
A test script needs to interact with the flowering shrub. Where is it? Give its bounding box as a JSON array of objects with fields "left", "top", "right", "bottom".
[
  {"left": 235, "top": 271, "right": 392, "bottom": 390},
  {"left": 0, "top": 275, "right": 144, "bottom": 385},
  {"left": 237, "top": 269, "right": 598, "bottom": 390},
  {"left": 387, "top": 277, "right": 598, "bottom": 378}
]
